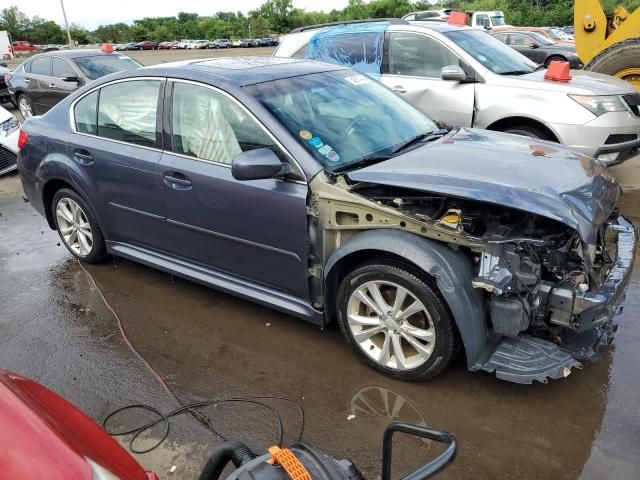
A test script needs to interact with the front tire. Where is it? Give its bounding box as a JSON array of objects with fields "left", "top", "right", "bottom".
[
  {"left": 52, "top": 188, "right": 106, "bottom": 263},
  {"left": 337, "top": 260, "right": 457, "bottom": 381},
  {"left": 502, "top": 125, "right": 551, "bottom": 140},
  {"left": 545, "top": 55, "right": 566, "bottom": 67}
]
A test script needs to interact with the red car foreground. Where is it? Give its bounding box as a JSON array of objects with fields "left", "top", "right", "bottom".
[{"left": 0, "top": 369, "right": 157, "bottom": 480}]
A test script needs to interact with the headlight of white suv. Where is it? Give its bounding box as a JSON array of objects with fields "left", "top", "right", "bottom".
[{"left": 569, "top": 95, "right": 627, "bottom": 116}]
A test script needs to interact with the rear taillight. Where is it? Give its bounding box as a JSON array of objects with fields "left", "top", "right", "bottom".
[{"left": 17, "top": 129, "right": 28, "bottom": 149}]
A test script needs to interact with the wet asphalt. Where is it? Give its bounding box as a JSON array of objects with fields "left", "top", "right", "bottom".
[{"left": 1, "top": 171, "right": 639, "bottom": 480}]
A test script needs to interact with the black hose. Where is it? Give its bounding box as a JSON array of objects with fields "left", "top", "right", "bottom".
[{"left": 198, "top": 441, "right": 257, "bottom": 480}]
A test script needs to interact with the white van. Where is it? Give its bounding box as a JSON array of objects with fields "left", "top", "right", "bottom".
[{"left": 0, "top": 31, "right": 13, "bottom": 60}]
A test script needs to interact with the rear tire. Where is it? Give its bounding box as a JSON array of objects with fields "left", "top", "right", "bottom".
[
  {"left": 52, "top": 188, "right": 106, "bottom": 264},
  {"left": 337, "top": 260, "right": 457, "bottom": 382},
  {"left": 502, "top": 125, "right": 551, "bottom": 140},
  {"left": 18, "top": 94, "right": 34, "bottom": 119},
  {"left": 585, "top": 38, "right": 640, "bottom": 91}
]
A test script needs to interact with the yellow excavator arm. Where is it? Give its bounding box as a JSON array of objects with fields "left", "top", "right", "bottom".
[{"left": 575, "top": 0, "right": 640, "bottom": 90}]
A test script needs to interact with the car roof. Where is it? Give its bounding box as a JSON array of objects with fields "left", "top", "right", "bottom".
[{"left": 140, "top": 56, "right": 346, "bottom": 86}]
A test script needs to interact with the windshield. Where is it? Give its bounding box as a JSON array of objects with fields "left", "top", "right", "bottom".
[
  {"left": 445, "top": 29, "right": 537, "bottom": 74},
  {"left": 490, "top": 15, "right": 506, "bottom": 26},
  {"left": 247, "top": 70, "right": 437, "bottom": 171},
  {"left": 73, "top": 55, "right": 141, "bottom": 80}
]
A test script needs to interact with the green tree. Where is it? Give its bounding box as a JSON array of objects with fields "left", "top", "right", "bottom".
[{"left": 0, "top": 5, "right": 30, "bottom": 39}]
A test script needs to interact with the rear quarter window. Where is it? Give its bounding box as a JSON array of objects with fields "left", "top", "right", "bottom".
[{"left": 74, "top": 90, "right": 98, "bottom": 135}]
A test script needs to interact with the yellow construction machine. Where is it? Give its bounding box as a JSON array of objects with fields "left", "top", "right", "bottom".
[{"left": 575, "top": 0, "right": 640, "bottom": 90}]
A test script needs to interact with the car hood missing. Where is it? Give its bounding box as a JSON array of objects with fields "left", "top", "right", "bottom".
[{"left": 346, "top": 128, "right": 620, "bottom": 244}]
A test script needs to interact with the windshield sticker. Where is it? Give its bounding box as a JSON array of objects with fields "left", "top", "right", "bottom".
[
  {"left": 344, "top": 74, "right": 371, "bottom": 86},
  {"left": 318, "top": 145, "right": 333, "bottom": 155},
  {"left": 299, "top": 130, "right": 312, "bottom": 140},
  {"left": 326, "top": 150, "right": 340, "bottom": 162},
  {"left": 308, "top": 137, "right": 324, "bottom": 148}
]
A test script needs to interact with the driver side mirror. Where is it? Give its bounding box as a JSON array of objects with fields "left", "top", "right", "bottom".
[
  {"left": 62, "top": 75, "right": 82, "bottom": 84},
  {"left": 530, "top": 43, "right": 540, "bottom": 49},
  {"left": 441, "top": 65, "right": 467, "bottom": 82},
  {"left": 231, "top": 148, "right": 285, "bottom": 181}
]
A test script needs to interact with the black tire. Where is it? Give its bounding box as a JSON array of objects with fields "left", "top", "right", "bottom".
[
  {"left": 52, "top": 188, "right": 106, "bottom": 264},
  {"left": 17, "top": 93, "right": 35, "bottom": 119},
  {"left": 545, "top": 55, "right": 566, "bottom": 67},
  {"left": 585, "top": 38, "right": 640, "bottom": 85},
  {"left": 336, "top": 259, "right": 457, "bottom": 381},
  {"left": 502, "top": 125, "right": 551, "bottom": 140}
]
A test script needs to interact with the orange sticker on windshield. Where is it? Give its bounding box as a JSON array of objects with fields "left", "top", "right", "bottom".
[{"left": 299, "top": 130, "right": 312, "bottom": 140}]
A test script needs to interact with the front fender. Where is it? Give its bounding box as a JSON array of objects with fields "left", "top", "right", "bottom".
[{"left": 324, "top": 230, "right": 488, "bottom": 368}]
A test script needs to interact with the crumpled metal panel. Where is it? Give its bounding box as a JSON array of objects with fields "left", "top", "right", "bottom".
[
  {"left": 477, "top": 335, "right": 582, "bottom": 384},
  {"left": 305, "top": 22, "right": 388, "bottom": 76}
]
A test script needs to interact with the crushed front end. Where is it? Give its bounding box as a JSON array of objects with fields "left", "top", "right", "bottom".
[{"left": 470, "top": 212, "right": 637, "bottom": 383}]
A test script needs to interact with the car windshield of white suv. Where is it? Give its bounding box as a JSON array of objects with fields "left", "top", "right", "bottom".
[
  {"left": 247, "top": 69, "right": 438, "bottom": 172},
  {"left": 445, "top": 29, "right": 538, "bottom": 75},
  {"left": 73, "top": 55, "right": 141, "bottom": 80}
]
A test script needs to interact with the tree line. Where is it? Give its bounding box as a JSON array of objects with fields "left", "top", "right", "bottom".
[{"left": 1, "top": 0, "right": 639, "bottom": 45}]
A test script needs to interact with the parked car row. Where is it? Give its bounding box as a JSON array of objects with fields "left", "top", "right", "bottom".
[{"left": 114, "top": 38, "right": 279, "bottom": 51}]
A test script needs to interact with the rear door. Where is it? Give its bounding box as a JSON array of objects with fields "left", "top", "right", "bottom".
[
  {"left": 24, "top": 56, "right": 52, "bottom": 114},
  {"left": 158, "top": 80, "right": 309, "bottom": 298},
  {"left": 67, "top": 78, "right": 166, "bottom": 249},
  {"left": 381, "top": 31, "right": 475, "bottom": 127}
]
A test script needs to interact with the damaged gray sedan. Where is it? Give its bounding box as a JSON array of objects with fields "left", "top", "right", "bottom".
[{"left": 18, "top": 57, "right": 637, "bottom": 384}]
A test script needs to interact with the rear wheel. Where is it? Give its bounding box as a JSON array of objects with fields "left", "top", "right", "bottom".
[
  {"left": 52, "top": 189, "right": 106, "bottom": 263},
  {"left": 337, "top": 260, "right": 457, "bottom": 381},
  {"left": 586, "top": 38, "right": 640, "bottom": 92},
  {"left": 18, "top": 94, "right": 34, "bottom": 119}
]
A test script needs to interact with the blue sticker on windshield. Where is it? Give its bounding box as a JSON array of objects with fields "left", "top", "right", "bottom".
[{"left": 307, "top": 137, "right": 324, "bottom": 148}]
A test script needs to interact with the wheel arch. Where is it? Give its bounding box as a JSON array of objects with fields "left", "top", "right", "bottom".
[
  {"left": 42, "top": 178, "right": 77, "bottom": 229},
  {"left": 486, "top": 116, "right": 560, "bottom": 142},
  {"left": 323, "top": 229, "right": 488, "bottom": 368}
]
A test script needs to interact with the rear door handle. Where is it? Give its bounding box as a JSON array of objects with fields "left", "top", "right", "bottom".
[
  {"left": 73, "top": 149, "right": 94, "bottom": 165},
  {"left": 48, "top": 83, "right": 57, "bottom": 88},
  {"left": 392, "top": 85, "right": 407, "bottom": 94},
  {"left": 163, "top": 172, "right": 192, "bottom": 189},
  {"left": 24, "top": 79, "right": 30, "bottom": 84}
]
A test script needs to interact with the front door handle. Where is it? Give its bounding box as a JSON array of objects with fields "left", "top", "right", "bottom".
[
  {"left": 163, "top": 172, "right": 192, "bottom": 189},
  {"left": 73, "top": 149, "right": 94, "bottom": 164},
  {"left": 48, "top": 83, "right": 57, "bottom": 88},
  {"left": 392, "top": 85, "right": 407, "bottom": 94}
]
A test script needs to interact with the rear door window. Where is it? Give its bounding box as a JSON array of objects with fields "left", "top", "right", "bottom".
[
  {"left": 96, "top": 79, "right": 162, "bottom": 148},
  {"left": 30, "top": 57, "right": 51, "bottom": 76}
]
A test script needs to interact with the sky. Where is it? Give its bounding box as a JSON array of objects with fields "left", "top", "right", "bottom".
[{"left": 13, "top": 0, "right": 352, "bottom": 29}]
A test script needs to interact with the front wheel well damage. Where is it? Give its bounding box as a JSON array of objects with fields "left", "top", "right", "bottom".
[
  {"left": 42, "top": 179, "right": 76, "bottom": 229},
  {"left": 486, "top": 116, "right": 559, "bottom": 142}
]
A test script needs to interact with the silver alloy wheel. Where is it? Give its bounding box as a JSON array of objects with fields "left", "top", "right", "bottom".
[
  {"left": 55, "top": 197, "right": 93, "bottom": 257},
  {"left": 19, "top": 96, "right": 33, "bottom": 119},
  {"left": 346, "top": 280, "right": 436, "bottom": 370}
]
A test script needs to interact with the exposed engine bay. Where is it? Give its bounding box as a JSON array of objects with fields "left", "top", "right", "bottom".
[{"left": 308, "top": 173, "right": 635, "bottom": 380}]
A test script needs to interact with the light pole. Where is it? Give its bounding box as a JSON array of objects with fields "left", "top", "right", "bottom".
[{"left": 59, "top": 0, "right": 73, "bottom": 47}]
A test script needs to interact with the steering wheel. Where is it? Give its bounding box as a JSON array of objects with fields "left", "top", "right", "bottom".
[{"left": 344, "top": 114, "right": 370, "bottom": 136}]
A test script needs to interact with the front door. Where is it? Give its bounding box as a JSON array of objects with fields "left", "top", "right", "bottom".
[
  {"left": 159, "top": 80, "right": 309, "bottom": 298},
  {"left": 381, "top": 32, "right": 475, "bottom": 128},
  {"left": 48, "top": 56, "right": 82, "bottom": 109},
  {"left": 67, "top": 78, "right": 166, "bottom": 250}
]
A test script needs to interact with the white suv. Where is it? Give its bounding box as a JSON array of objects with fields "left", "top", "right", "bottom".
[{"left": 275, "top": 19, "right": 640, "bottom": 166}]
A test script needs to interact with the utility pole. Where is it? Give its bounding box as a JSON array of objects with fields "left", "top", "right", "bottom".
[{"left": 59, "top": 0, "right": 73, "bottom": 47}]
